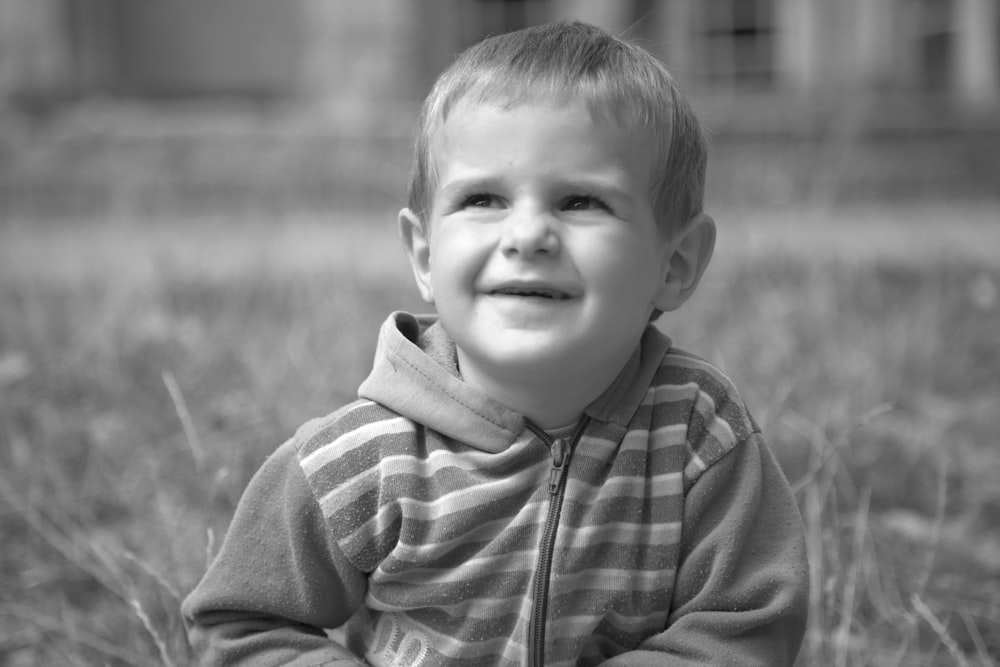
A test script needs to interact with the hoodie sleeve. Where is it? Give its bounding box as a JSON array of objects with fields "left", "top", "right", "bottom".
[
  {"left": 181, "top": 439, "right": 369, "bottom": 666},
  {"left": 600, "top": 434, "right": 809, "bottom": 667}
]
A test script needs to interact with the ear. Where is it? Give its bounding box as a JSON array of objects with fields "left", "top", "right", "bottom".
[
  {"left": 652, "top": 213, "right": 716, "bottom": 313},
  {"left": 398, "top": 207, "right": 435, "bottom": 303}
]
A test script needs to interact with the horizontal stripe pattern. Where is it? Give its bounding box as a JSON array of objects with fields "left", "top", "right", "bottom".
[{"left": 297, "top": 347, "right": 755, "bottom": 666}]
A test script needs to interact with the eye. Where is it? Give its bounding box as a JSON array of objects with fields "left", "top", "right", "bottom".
[
  {"left": 462, "top": 193, "right": 500, "bottom": 209},
  {"left": 563, "top": 195, "right": 609, "bottom": 212}
]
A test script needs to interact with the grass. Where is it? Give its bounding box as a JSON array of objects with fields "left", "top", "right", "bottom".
[{"left": 1, "top": 204, "right": 998, "bottom": 666}]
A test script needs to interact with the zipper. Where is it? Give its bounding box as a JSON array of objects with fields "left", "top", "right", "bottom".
[{"left": 525, "top": 418, "right": 589, "bottom": 667}]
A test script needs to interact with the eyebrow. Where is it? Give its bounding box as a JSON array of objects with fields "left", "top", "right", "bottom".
[
  {"left": 438, "top": 174, "right": 634, "bottom": 201},
  {"left": 559, "top": 178, "right": 632, "bottom": 200},
  {"left": 437, "top": 177, "right": 503, "bottom": 200}
]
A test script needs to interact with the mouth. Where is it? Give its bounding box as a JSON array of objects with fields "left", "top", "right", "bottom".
[{"left": 488, "top": 286, "right": 572, "bottom": 300}]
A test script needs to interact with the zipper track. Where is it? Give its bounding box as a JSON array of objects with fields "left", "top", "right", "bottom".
[{"left": 525, "top": 418, "right": 589, "bottom": 667}]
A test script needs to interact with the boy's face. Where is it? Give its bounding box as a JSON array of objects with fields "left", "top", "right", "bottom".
[{"left": 400, "top": 99, "right": 704, "bottom": 395}]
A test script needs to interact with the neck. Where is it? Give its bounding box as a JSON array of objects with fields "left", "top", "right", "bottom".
[{"left": 455, "top": 348, "right": 626, "bottom": 430}]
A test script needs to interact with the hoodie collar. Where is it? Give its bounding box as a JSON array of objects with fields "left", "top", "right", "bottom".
[
  {"left": 584, "top": 324, "right": 673, "bottom": 428},
  {"left": 358, "top": 312, "right": 672, "bottom": 452}
]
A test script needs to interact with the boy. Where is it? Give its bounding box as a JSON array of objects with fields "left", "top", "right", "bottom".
[{"left": 182, "top": 21, "right": 809, "bottom": 666}]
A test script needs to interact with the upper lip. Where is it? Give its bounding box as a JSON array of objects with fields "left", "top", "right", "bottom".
[{"left": 485, "top": 281, "right": 576, "bottom": 300}]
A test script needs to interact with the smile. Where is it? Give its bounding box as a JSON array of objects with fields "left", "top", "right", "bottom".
[{"left": 489, "top": 287, "right": 572, "bottom": 300}]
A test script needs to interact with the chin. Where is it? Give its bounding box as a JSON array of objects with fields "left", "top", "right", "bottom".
[
  {"left": 460, "top": 339, "right": 569, "bottom": 375},
  {"left": 488, "top": 346, "right": 569, "bottom": 373}
]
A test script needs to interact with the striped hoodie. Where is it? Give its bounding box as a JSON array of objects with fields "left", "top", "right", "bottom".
[{"left": 182, "top": 312, "right": 808, "bottom": 666}]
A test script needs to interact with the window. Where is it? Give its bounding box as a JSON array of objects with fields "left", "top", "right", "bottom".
[
  {"left": 913, "top": 0, "right": 953, "bottom": 90},
  {"left": 460, "top": 0, "right": 547, "bottom": 47},
  {"left": 697, "top": 0, "right": 775, "bottom": 87}
]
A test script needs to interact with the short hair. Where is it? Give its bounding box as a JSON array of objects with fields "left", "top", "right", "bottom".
[{"left": 406, "top": 20, "right": 708, "bottom": 235}]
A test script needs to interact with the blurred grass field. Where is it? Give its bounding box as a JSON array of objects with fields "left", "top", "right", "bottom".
[{"left": 1, "top": 203, "right": 999, "bottom": 666}]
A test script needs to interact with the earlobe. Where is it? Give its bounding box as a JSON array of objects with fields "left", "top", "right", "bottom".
[
  {"left": 398, "top": 208, "right": 435, "bottom": 303},
  {"left": 652, "top": 213, "right": 716, "bottom": 313}
]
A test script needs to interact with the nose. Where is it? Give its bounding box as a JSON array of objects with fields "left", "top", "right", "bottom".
[{"left": 499, "top": 207, "right": 560, "bottom": 258}]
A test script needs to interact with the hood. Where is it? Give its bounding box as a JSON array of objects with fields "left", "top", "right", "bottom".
[{"left": 358, "top": 312, "right": 673, "bottom": 453}]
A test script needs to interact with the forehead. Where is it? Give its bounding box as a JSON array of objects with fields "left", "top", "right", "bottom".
[
  {"left": 429, "top": 98, "right": 655, "bottom": 184},
  {"left": 433, "top": 85, "right": 645, "bottom": 142}
]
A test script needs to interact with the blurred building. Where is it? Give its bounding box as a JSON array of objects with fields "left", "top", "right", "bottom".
[
  {"left": 1, "top": 0, "right": 998, "bottom": 214},
  {"left": 3, "top": 0, "right": 998, "bottom": 111}
]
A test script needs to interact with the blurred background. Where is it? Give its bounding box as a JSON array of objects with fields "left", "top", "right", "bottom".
[
  {"left": 1, "top": 0, "right": 998, "bottom": 216},
  {"left": 2, "top": 2, "right": 1000, "bottom": 666}
]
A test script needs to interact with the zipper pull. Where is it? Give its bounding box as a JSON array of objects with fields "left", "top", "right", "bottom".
[{"left": 548, "top": 438, "right": 568, "bottom": 495}]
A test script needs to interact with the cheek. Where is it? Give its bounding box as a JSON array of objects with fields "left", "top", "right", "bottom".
[
  {"left": 427, "top": 234, "right": 477, "bottom": 290},
  {"left": 434, "top": 223, "right": 490, "bottom": 261},
  {"left": 578, "top": 233, "right": 650, "bottom": 279},
  {"left": 596, "top": 252, "right": 664, "bottom": 304}
]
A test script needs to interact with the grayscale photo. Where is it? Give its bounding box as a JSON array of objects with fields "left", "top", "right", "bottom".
[{"left": 1, "top": 1, "right": 998, "bottom": 665}]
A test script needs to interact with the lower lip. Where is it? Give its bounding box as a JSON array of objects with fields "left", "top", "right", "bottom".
[
  {"left": 489, "top": 293, "right": 572, "bottom": 301},
  {"left": 484, "top": 294, "right": 576, "bottom": 314}
]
